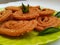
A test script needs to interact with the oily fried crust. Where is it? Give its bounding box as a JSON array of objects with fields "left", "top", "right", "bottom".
[
  {"left": 5, "top": 6, "right": 20, "bottom": 11},
  {"left": 0, "top": 6, "right": 58, "bottom": 36},
  {"left": 39, "top": 8, "right": 55, "bottom": 15},
  {"left": 35, "top": 16, "right": 60, "bottom": 31},
  {"left": 0, "top": 10, "right": 12, "bottom": 22},
  {"left": 13, "top": 7, "right": 40, "bottom": 19},
  {"left": 0, "top": 20, "right": 37, "bottom": 36}
]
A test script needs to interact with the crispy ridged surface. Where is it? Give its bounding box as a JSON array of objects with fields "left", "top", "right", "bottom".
[{"left": 0, "top": 20, "right": 37, "bottom": 36}]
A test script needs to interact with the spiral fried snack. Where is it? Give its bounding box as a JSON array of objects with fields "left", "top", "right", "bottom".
[
  {"left": 0, "top": 20, "right": 37, "bottom": 36},
  {"left": 0, "top": 10, "right": 12, "bottom": 22},
  {"left": 35, "top": 16, "right": 60, "bottom": 31},
  {"left": 13, "top": 7, "right": 40, "bottom": 19}
]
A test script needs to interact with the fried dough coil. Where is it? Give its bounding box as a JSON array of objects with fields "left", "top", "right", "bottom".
[
  {"left": 35, "top": 16, "right": 60, "bottom": 31},
  {"left": 13, "top": 7, "right": 40, "bottom": 19},
  {"left": 0, "top": 20, "right": 37, "bottom": 36}
]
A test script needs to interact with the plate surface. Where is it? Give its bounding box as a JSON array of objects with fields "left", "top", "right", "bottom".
[{"left": 0, "top": 1, "right": 60, "bottom": 45}]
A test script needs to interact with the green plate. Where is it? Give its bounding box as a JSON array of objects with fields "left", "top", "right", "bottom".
[
  {"left": 0, "top": 31, "right": 60, "bottom": 45},
  {"left": 0, "top": 8, "right": 60, "bottom": 45}
]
